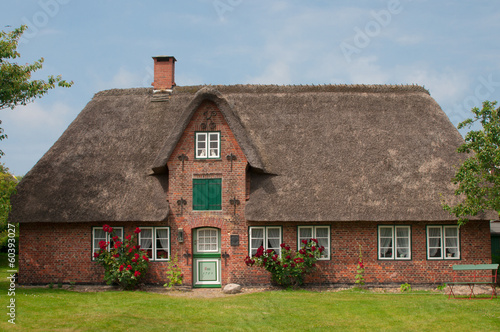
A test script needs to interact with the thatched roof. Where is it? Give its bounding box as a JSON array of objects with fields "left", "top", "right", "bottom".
[{"left": 10, "top": 84, "right": 476, "bottom": 223}]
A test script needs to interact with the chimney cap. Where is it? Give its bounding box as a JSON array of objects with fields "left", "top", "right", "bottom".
[{"left": 152, "top": 55, "right": 177, "bottom": 62}]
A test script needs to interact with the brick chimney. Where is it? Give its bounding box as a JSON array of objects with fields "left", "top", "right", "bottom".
[{"left": 152, "top": 56, "right": 176, "bottom": 92}]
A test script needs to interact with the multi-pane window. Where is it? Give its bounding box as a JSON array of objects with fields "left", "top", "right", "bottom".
[
  {"left": 197, "top": 228, "right": 219, "bottom": 252},
  {"left": 297, "top": 226, "right": 330, "bottom": 260},
  {"left": 249, "top": 227, "right": 282, "bottom": 257},
  {"left": 193, "top": 178, "right": 222, "bottom": 211},
  {"left": 427, "top": 225, "right": 460, "bottom": 259},
  {"left": 139, "top": 227, "right": 170, "bottom": 261},
  {"left": 92, "top": 227, "right": 123, "bottom": 259},
  {"left": 378, "top": 225, "right": 411, "bottom": 260},
  {"left": 196, "top": 132, "right": 220, "bottom": 159}
]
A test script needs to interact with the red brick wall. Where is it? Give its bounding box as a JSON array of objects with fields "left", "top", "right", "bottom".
[
  {"left": 17, "top": 101, "right": 493, "bottom": 286},
  {"left": 19, "top": 220, "right": 491, "bottom": 285}
]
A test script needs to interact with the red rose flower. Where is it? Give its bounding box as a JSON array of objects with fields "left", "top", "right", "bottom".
[
  {"left": 301, "top": 239, "right": 308, "bottom": 245},
  {"left": 132, "top": 258, "right": 137, "bottom": 263},
  {"left": 134, "top": 271, "right": 141, "bottom": 277},
  {"left": 263, "top": 258, "right": 267, "bottom": 263},
  {"left": 103, "top": 224, "right": 110, "bottom": 232},
  {"left": 319, "top": 246, "right": 325, "bottom": 253},
  {"left": 285, "top": 246, "right": 291, "bottom": 251},
  {"left": 134, "top": 227, "right": 141, "bottom": 234},
  {"left": 99, "top": 241, "right": 108, "bottom": 249},
  {"left": 108, "top": 227, "right": 113, "bottom": 233},
  {"left": 280, "top": 243, "right": 286, "bottom": 248},
  {"left": 129, "top": 248, "right": 133, "bottom": 253},
  {"left": 125, "top": 235, "right": 132, "bottom": 241},
  {"left": 311, "top": 238, "right": 318, "bottom": 244},
  {"left": 93, "top": 252, "right": 99, "bottom": 258},
  {"left": 135, "top": 253, "right": 140, "bottom": 259},
  {"left": 255, "top": 246, "right": 264, "bottom": 258},
  {"left": 119, "top": 264, "right": 124, "bottom": 271},
  {"left": 266, "top": 249, "right": 274, "bottom": 254},
  {"left": 114, "top": 241, "right": 122, "bottom": 249},
  {"left": 112, "top": 236, "right": 119, "bottom": 242},
  {"left": 113, "top": 254, "right": 120, "bottom": 258},
  {"left": 283, "top": 264, "right": 288, "bottom": 268},
  {"left": 286, "top": 255, "right": 291, "bottom": 260},
  {"left": 126, "top": 265, "right": 132, "bottom": 270},
  {"left": 135, "top": 245, "right": 141, "bottom": 250},
  {"left": 309, "top": 254, "right": 314, "bottom": 258},
  {"left": 291, "top": 263, "right": 295, "bottom": 268},
  {"left": 311, "top": 246, "right": 316, "bottom": 251},
  {"left": 142, "top": 255, "right": 149, "bottom": 261},
  {"left": 299, "top": 249, "right": 306, "bottom": 255}
]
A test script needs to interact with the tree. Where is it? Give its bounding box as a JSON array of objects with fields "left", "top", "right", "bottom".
[
  {"left": 442, "top": 100, "right": 500, "bottom": 225},
  {"left": 0, "top": 164, "right": 18, "bottom": 251},
  {"left": 0, "top": 25, "right": 72, "bottom": 155}
]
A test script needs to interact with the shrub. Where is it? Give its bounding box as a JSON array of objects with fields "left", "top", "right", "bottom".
[
  {"left": 164, "top": 255, "right": 183, "bottom": 289},
  {"left": 245, "top": 239, "right": 324, "bottom": 287},
  {"left": 400, "top": 283, "right": 412, "bottom": 292},
  {"left": 94, "top": 225, "right": 150, "bottom": 290}
]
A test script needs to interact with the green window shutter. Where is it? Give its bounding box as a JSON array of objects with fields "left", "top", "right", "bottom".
[
  {"left": 193, "top": 179, "right": 221, "bottom": 210},
  {"left": 208, "top": 179, "right": 221, "bottom": 210},
  {"left": 193, "top": 179, "right": 208, "bottom": 210}
]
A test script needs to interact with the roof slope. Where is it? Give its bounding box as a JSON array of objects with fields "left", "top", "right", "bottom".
[{"left": 10, "top": 84, "right": 474, "bottom": 222}]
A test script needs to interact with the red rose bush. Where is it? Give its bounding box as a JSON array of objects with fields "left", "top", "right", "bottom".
[
  {"left": 94, "top": 225, "right": 150, "bottom": 290},
  {"left": 245, "top": 239, "right": 324, "bottom": 287}
]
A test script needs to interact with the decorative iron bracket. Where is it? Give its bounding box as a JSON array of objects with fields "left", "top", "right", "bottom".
[
  {"left": 226, "top": 153, "right": 237, "bottom": 171},
  {"left": 222, "top": 251, "right": 230, "bottom": 266},
  {"left": 201, "top": 111, "right": 217, "bottom": 130},
  {"left": 229, "top": 196, "right": 240, "bottom": 215},
  {"left": 177, "top": 197, "right": 187, "bottom": 215},
  {"left": 178, "top": 154, "right": 188, "bottom": 171},
  {"left": 183, "top": 250, "right": 192, "bottom": 265}
]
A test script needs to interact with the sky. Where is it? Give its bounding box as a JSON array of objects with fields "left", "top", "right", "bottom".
[{"left": 1, "top": 0, "right": 500, "bottom": 175}]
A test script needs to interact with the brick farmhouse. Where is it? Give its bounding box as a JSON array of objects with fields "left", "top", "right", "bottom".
[{"left": 10, "top": 56, "right": 493, "bottom": 287}]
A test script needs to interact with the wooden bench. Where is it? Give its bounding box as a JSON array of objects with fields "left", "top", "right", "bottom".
[{"left": 447, "top": 264, "right": 498, "bottom": 300}]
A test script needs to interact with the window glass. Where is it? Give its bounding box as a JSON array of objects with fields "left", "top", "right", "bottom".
[
  {"left": 378, "top": 226, "right": 411, "bottom": 260},
  {"left": 249, "top": 227, "right": 282, "bottom": 256},
  {"left": 196, "top": 132, "right": 219, "bottom": 158},
  {"left": 138, "top": 227, "right": 170, "bottom": 261}
]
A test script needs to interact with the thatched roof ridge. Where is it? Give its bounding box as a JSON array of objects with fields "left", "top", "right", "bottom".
[{"left": 10, "top": 83, "right": 481, "bottom": 223}]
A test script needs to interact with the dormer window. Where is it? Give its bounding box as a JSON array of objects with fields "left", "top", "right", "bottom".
[{"left": 196, "top": 132, "right": 220, "bottom": 159}]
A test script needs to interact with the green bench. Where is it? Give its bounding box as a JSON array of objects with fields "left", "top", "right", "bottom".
[{"left": 448, "top": 264, "right": 498, "bottom": 300}]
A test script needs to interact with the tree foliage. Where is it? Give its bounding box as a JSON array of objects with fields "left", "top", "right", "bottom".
[
  {"left": 442, "top": 100, "right": 500, "bottom": 225},
  {"left": 0, "top": 164, "right": 18, "bottom": 251},
  {"left": 0, "top": 25, "right": 72, "bottom": 155}
]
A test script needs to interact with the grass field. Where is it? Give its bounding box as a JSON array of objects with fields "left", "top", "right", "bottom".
[{"left": 1, "top": 254, "right": 499, "bottom": 331}]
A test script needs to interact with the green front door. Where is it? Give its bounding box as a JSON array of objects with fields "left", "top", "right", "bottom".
[{"left": 193, "top": 228, "right": 221, "bottom": 288}]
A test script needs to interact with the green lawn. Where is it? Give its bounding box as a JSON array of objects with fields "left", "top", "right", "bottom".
[{"left": 1, "top": 254, "right": 499, "bottom": 331}]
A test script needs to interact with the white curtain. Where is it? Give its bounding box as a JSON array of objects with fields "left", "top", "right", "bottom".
[
  {"left": 267, "top": 228, "right": 281, "bottom": 254},
  {"left": 428, "top": 227, "right": 441, "bottom": 257},
  {"left": 445, "top": 227, "right": 458, "bottom": 257},
  {"left": 379, "top": 227, "right": 393, "bottom": 258},
  {"left": 93, "top": 229, "right": 106, "bottom": 253},
  {"left": 299, "top": 228, "right": 312, "bottom": 242},
  {"left": 140, "top": 229, "right": 153, "bottom": 251},
  {"left": 156, "top": 228, "right": 169, "bottom": 259},
  {"left": 396, "top": 228, "right": 409, "bottom": 258},
  {"left": 251, "top": 228, "right": 264, "bottom": 255}
]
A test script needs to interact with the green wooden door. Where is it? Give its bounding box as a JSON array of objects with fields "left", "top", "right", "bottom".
[{"left": 193, "top": 228, "right": 221, "bottom": 288}]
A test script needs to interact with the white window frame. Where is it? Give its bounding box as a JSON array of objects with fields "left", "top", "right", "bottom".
[
  {"left": 297, "top": 226, "right": 331, "bottom": 260},
  {"left": 249, "top": 226, "right": 282, "bottom": 257},
  {"left": 195, "top": 132, "right": 220, "bottom": 159},
  {"left": 426, "top": 225, "right": 460, "bottom": 260},
  {"left": 377, "top": 225, "right": 411, "bottom": 260},
  {"left": 92, "top": 226, "right": 123, "bottom": 260},
  {"left": 196, "top": 228, "right": 219, "bottom": 253},
  {"left": 138, "top": 227, "right": 170, "bottom": 261}
]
